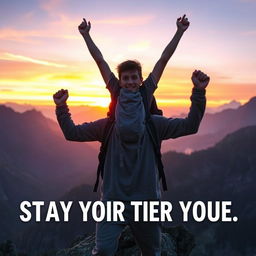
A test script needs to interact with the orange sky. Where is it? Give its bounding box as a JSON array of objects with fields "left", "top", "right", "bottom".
[{"left": 0, "top": 0, "right": 256, "bottom": 110}]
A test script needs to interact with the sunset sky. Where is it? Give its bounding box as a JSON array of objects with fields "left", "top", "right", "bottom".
[{"left": 0, "top": 0, "right": 256, "bottom": 110}]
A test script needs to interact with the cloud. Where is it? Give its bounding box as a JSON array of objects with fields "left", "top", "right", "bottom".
[
  {"left": 0, "top": 27, "right": 79, "bottom": 43},
  {"left": 0, "top": 52, "right": 67, "bottom": 68},
  {"left": 39, "top": 0, "right": 63, "bottom": 13},
  {"left": 128, "top": 40, "right": 151, "bottom": 52},
  {"left": 0, "top": 12, "right": 154, "bottom": 44},
  {"left": 22, "top": 10, "right": 37, "bottom": 21},
  {"left": 94, "top": 15, "right": 155, "bottom": 26},
  {"left": 216, "top": 76, "right": 232, "bottom": 80},
  {"left": 0, "top": 89, "right": 13, "bottom": 92},
  {"left": 0, "top": 28, "right": 41, "bottom": 43},
  {"left": 242, "top": 30, "right": 256, "bottom": 36},
  {"left": 50, "top": 14, "right": 80, "bottom": 30},
  {"left": 49, "top": 74, "right": 83, "bottom": 80}
]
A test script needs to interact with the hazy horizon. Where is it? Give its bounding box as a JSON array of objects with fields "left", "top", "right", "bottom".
[{"left": 1, "top": 0, "right": 256, "bottom": 109}]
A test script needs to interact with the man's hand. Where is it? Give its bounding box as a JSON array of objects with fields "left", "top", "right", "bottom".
[
  {"left": 53, "top": 89, "right": 69, "bottom": 106},
  {"left": 78, "top": 18, "right": 91, "bottom": 37},
  {"left": 176, "top": 14, "right": 190, "bottom": 32},
  {"left": 191, "top": 70, "right": 210, "bottom": 90}
]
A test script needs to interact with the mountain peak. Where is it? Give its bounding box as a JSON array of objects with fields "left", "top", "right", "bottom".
[
  {"left": 0, "top": 104, "right": 45, "bottom": 120},
  {"left": 247, "top": 96, "right": 256, "bottom": 105},
  {"left": 215, "top": 125, "right": 256, "bottom": 150},
  {"left": 23, "top": 108, "right": 44, "bottom": 118},
  {"left": 239, "top": 96, "right": 256, "bottom": 111},
  {"left": 0, "top": 104, "right": 16, "bottom": 114}
]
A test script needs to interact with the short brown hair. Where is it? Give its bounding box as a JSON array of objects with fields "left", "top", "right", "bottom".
[{"left": 117, "top": 60, "right": 142, "bottom": 80}]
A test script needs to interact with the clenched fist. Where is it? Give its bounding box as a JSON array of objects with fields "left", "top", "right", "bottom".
[
  {"left": 177, "top": 14, "right": 190, "bottom": 32},
  {"left": 53, "top": 89, "right": 69, "bottom": 106},
  {"left": 191, "top": 70, "right": 210, "bottom": 90},
  {"left": 78, "top": 18, "right": 91, "bottom": 37}
]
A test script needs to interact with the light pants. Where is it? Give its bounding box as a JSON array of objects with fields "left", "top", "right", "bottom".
[{"left": 92, "top": 202, "right": 161, "bottom": 256}]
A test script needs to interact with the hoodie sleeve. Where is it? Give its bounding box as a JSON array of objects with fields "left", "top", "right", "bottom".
[
  {"left": 143, "top": 73, "right": 158, "bottom": 106},
  {"left": 106, "top": 72, "right": 120, "bottom": 96},
  {"left": 153, "top": 88, "right": 206, "bottom": 140},
  {"left": 55, "top": 104, "right": 108, "bottom": 142}
]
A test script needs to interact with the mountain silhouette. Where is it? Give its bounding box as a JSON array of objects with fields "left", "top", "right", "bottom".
[
  {"left": 162, "top": 125, "right": 256, "bottom": 255},
  {"left": 162, "top": 96, "right": 256, "bottom": 153},
  {"left": 0, "top": 105, "right": 99, "bottom": 244},
  {"left": 0, "top": 105, "right": 98, "bottom": 197},
  {"left": 16, "top": 184, "right": 99, "bottom": 255},
  {"left": 11, "top": 125, "right": 256, "bottom": 255}
]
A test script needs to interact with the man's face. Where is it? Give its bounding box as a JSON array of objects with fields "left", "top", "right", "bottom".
[{"left": 119, "top": 70, "right": 143, "bottom": 92}]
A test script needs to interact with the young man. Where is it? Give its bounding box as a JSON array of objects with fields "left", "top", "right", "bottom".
[
  {"left": 78, "top": 15, "right": 190, "bottom": 113},
  {"left": 53, "top": 69, "right": 210, "bottom": 256}
]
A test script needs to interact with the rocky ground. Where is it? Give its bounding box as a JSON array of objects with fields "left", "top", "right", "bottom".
[{"left": 56, "top": 225, "right": 195, "bottom": 256}]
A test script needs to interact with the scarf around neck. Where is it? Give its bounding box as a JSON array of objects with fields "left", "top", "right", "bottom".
[{"left": 115, "top": 88, "right": 145, "bottom": 143}]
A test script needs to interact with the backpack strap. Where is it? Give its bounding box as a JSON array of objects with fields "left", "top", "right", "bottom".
[
  {"left": 93, "top": 118, "right": 115, "bottom": 192},
  {"left": 139, "top": 85, "right": 168, "bottom": 191}
]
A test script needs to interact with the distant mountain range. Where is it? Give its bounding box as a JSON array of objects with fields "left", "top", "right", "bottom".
[
  {"left": 9, "top": 126, "right": 256, "bottom": 256},
  {"left": 0, "top": 152, "right": 43, "bottom": 242},
  {"left": 2, "top": 98, "right": 243, "bottom": 123},
  {"left": 3, "top": 102, "right": 108, "bottom": 123},
  {"left": 0, "top": 105, "right": 98, "bottom": 197},
  {"left": 0, "top": 105, "right": 99, "bottom": 242},
  {"left": 162, "top": 125, "right": 256, "bottom": 256},
  {"left": 162, "top": 96, "right": 256, "bottom": 153},
  {"left": 206, "top": 100, "right": 241, "bottom": 113},
  {"left": 0, "top": 100, "right": 255, "bottom": 255},
  {"left": 3, "top": 96, "right": 256, "bottom": 155}
]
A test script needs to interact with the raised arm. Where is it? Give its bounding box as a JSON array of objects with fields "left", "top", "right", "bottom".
[
  {"left": 156, "top": 70, "right": 210, "bottom": 140},
  {"left": 78, "top": 18, "right": 112, "bottom": 85},
  {"left": 53, "top": 89, "right": 106, "bottom": 142},
  {"left": 151, "top": 15, "right": 190, "bottom": 84}
]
